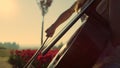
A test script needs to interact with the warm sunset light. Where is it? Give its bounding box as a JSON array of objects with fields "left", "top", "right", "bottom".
[
  {"left": 0, "top": 0, "right": 81, "bottom": 48},
  {"left": 0, "top": 0, "right": 18, "bottom": 18}
]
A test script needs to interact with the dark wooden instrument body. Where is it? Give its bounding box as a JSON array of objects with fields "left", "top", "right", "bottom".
[{"left": 56, "top": 0, "right": 111, "bottom": 67}]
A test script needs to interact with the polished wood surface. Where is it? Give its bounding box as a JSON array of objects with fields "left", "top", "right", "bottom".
[{"left": 56, "top": 15, "right": 111, "bottom": 68}]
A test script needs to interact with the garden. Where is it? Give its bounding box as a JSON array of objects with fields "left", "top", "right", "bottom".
[{"left": 8, "top": 49, "right": 58, "bottom": 68}]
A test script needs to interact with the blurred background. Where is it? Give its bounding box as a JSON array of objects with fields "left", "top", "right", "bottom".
[{"left": 0, "top": 0, "right": 82, "bottom": 67}]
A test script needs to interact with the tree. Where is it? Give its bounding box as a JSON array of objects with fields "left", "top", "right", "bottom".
[{"left": 0, "top": 42, "right": 19, "bottom": 49}]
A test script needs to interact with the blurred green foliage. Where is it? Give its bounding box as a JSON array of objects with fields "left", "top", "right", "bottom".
[{"left": 0, "top": 42, "right": 19, "bottom": 49}]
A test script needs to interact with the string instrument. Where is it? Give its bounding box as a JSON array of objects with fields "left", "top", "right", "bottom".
[
  {"left": 47, "top": 0, "right": 111, "bottom": 68},
  {"left": 24, "top": 0, "right": 111, "bottom": 68}
]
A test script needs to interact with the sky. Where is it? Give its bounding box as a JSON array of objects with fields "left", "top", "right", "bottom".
[{"left": 0, "top": 0, "right": 82, "bottom": 48}]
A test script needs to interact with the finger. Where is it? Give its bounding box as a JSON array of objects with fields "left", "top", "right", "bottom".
[{"left": 46, "top": 34, "right": 52, "bottom": 37}]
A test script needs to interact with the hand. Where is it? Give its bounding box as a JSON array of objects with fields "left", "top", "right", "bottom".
[{"left": 45, "top": 24, "right": 56, "bottom": 37}]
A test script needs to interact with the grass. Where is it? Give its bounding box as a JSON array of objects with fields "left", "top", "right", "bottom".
[
  {"left": 0, "top": 48, "right": 13, "bottom": 68},
  {"left": 0, "top": 49, "right": 11, "bottom": 57}
]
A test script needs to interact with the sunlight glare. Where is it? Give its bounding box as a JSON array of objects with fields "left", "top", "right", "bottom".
[{"left": 0, "top": 0, "right": 18, "bottom": 18}]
